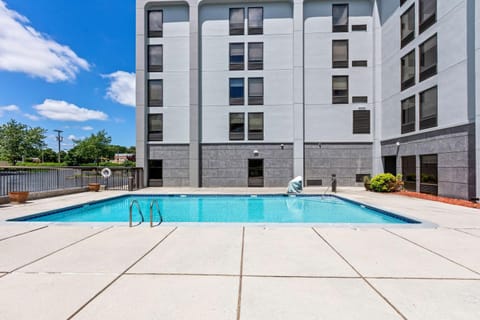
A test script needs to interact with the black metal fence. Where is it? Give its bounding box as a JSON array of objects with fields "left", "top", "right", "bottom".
[{"left": 0, "top": 166, "right": 144, "bottom": 196}]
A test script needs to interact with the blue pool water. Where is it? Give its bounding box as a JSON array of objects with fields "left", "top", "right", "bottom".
[{"left": 11, "top": 195, "right": 418, "bottom": 224}]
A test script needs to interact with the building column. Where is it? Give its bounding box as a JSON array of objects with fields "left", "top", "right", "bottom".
[
  {"left": 293, "top": 0, "right": 304, "bottom": 179},
  {"left": 372, "top": 0, "right": 383, "bottom": 175},
  {"left": 189, "top": 1, "right": 200, "bottom": 187}
]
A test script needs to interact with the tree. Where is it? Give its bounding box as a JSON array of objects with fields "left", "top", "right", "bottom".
[
  {"left": 0, "top": 119, "right": 46, "bottom": 165},
  {"left": 68, "top": 130, "right": 112, "bottom": 165},
  {"left": 41, "top": 148, "right": 58, "bottom": 163}
]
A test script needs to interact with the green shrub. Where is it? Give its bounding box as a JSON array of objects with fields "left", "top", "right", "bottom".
[{"left": 370, "top": 173, "right": 397, "bottom": 192}]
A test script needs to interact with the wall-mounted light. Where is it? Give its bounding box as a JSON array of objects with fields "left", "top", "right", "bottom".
[
  {"left": 280, "top": 144, "right": 284, "bottom": 150},
  {"left": 318, "top": 143, "right": 322, "bottom": 149},
  {"left": 396, "top": 141, "right": 400, "bottom": 147},
  {"left": 253, "top": 150, "right": 259, "bottom": 156}
]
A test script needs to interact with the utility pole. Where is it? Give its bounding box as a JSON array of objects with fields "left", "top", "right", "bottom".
[{"left": 54, "top": 129, "right": 63, "bottom": 163}]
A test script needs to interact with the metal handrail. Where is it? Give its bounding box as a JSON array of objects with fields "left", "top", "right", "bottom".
[
  {"left": 129, "top": 199, "right": 144, "bottom": 227},
  {"left": 149, "top": 199, "right": 163, "bottom": 227}
]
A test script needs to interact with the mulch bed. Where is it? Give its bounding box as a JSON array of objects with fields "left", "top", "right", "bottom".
[{"left": 394, "top": 190, "right": 480, "bottom": 209}]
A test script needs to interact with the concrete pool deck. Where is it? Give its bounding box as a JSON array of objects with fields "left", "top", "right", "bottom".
[{"left": 0, "top": 187, "right": 479, "bottom": 319}]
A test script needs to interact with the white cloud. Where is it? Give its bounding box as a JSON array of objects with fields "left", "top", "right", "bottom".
[
  {"left": 0, "top": 104, "right": 19, "bottom": 116},
  {"left": 81, "top": 126, "right": 93, "bottom": 131},
  {"left": 67, "top": 134, "right": 77, "bottom": 141},
  {"left": 104, "top": 71, "right": 135, "bottom": 107},
  {"left": 0, "top": 1, "right": 89, "bottom": 82},
  {"left": 24, "top": 113, "right": 40, "bottom": 121},
  {"left": 33, "top": 99, "right": 108, "bottom": 122}
]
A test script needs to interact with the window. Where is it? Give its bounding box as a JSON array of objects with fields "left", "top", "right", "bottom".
[
  {"left": 402, "top": 156, "right": 416, "bottom": 191},
  {"left": 248, "top": 42, "right": 263, "bottom": 70},
  {"left": 148, "top": 45, "right": 163, "bottom": 72},
  {"left": 332, "top": 40, "right": 348, "bottom": 68},
  {"left": 248, "top": 7, "right": 263, "bottom": 35},
  {"left": 352, "top": 96, "right": 368, "bottom": 103},
  {"left": 248, "top": 159, "right": 264, "bottom": 187},
  {"left": 352, "top": 24, "right": 367, "bottom": 31},
  {"left": 419, "top": 0, "right": 436, "bottom": 33},
  {"left": 229, "top": 43, "right": 244, "bottom": 70},
  {"left": 148, "top": 10, "right": 163, "bottom": 37},
  {"left": 352, "top": 110, "right": 370, "bottom": 134},
  {"left": 401, "top": 96, "right": 415, "bottom": 134},
  {"left": 400, "top": 0, "right": 408, "bottom": 6},
  {"left": 148, "top": 160, "right": 163, "bottom": 187},
  {"left": 332, "top": 76, "right": 348, "bottom": 104},
  {"left": 420, "top": 86, "right": 437, "bottom": 130},
  {"left": 148, "top": 80, "right": 163, "bottom": 107},
  {"left": 352, "top": 60, "right": 368, "bottom": 67},
  {"left": 229, "top": 78, "right": 244, "bottom": 105},
  {"left": 229, "top": 113, "right": 244, "bottom": 140},
  {"left": 248, "top": 78, "right": 264, "bottom": 105},
  {"left": 248, "top": 113, "right": 264, "bottom": 140},
  {"left": 420, "top": 154, "right": 438, "bottom": 195},
  {"left": 148, "top": 114, "right": 163, "bottom": 141},
  {"left": 401, "top": 50, "right": 415, "bottom": 90},
  {"left": 332, "top": 4, "right": 348, "bottom": 32},
  {"left": 230, "top": 8, "right": 244, "bottom": 35},
  {"left": 400, "top": 5, "right": 415, "bottom": 48},
  {"left": 419, "top": 35, "right": 437, "bottom": 81}
]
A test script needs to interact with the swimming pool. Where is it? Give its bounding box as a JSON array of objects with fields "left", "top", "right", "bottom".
[{"left": 10, "top": 194, "right": 419, "bottom": 224}]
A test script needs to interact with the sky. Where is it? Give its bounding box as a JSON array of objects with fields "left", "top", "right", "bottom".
[{"left": 0, "top": 0, "right": 136, "bottom": 150}]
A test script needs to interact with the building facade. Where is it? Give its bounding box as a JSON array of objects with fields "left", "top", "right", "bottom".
[{"left": 136, "top": 0, "right": 480, "bottom": 200}]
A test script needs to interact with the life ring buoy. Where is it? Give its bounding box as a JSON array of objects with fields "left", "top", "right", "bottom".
[{"left": 101, "top": 167, "right": 112, "bottom": 178}]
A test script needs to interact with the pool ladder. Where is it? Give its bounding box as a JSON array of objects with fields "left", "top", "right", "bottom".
[{"left": 129, "top": 199, "right": 163, "bottom": 227}]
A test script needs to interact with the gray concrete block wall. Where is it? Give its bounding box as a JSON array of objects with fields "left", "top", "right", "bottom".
[
  {"left": 305, "top": 143, "right": 373, "bottom": 186},
  {"left": 381, "top": 124, "right": 475, "bottom": 199},
  {"left": 201, "top": 144, "right": 293, "bottom": 187},
  {"left": 149, "top": 144, "right": 190, "bottom": 186}
]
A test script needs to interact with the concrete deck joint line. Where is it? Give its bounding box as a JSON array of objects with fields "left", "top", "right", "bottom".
[
  {"left": 67, "top": 227, "right": 178, "bottom": 320},
  {"left": 11, "top": 226, "right": 113, "bottom": 274},
  {"left": 452, "top": 228, "right": 480, "bottom": 239},
  {"left": 236, "top": 227, "right": 245, "bottom": 320},
  {"left": 124, "top": 272, "right": 239, "bottom": 277},
  {"left": 311, "top": 228, "right": 408, "bottom": 320},
  {"left": 0, "top": 225, "right": 48, "bottom": 242},
  {"left": 383, "top": 229, "right": 480, "bottom": 276}
]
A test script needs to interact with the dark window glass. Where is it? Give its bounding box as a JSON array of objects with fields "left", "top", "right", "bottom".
[
  {"left": 229, "top": 113, "right": 244, "bottom": 140},
  {"left": 356, "top": 174, "right": 371, "bottom": 183},
  {"left": 148, "top": 80, "right": 163, "bottom": 107},
  {"left": 352, "top": 60, "right": 368, "bottom": 67},
  {"left": 230, "top": 8, "right": 244, "bottom": 35},
  {"left": 229, "top": 78, "right": 244, "bottom": 105},
  {"left": 332, "top": 76, "right": 348, "bottom": 104},
  {"left": 248, "top": 7, "right": 263, "bottom": 35},
  {"left": 332, "top": 40, "right": 348, "bottom": 68},
  {"left": 402, "top": 156, "right": 416, "bottom": 191},
  {"left": 248, "top": 159, "right": 264, "bottom": 187},
  {"left": 401, "top": 5, "right": 415, "bottom": 48},
  {"left": 352, "top": 110, "right": 370, "bottom": 134},
  {"left": 401, "top": 50, "right": 415, "bottom": 90},
  {"left": 248, "top": 113, "right": 264, "bottom": 140},
  {"left": 419, "top": 35, "right": 437, "bottom": 81},
  {"left": 148, "top": 160, "right": 163, "bottom": 179},
  {"left": 248, "top": 78, "right": 264, "bottom": 105},
  {"left": 332, "top": 4, "right": 348, "bottom": 32},
  {"left": 352, "top": 96, "right": 368, "bottom": 103},
  {"left": 148, "top": 45, "right": 163, "bottom": 72},
  {"left": 248, "top": 42, "right": 263, "bottom": 70},
  {"left": 148, "top": 11, "right": 163, "bottom": 37},
  {"left": 401, "top": 96, "right": 415, "bottom": 134},
  {"left": 400, "top": 0, "right": 408, "bottom": 6},
  {"left": 351, "top": 24, "right": 367, "bottom": 31},
  {"left": 419, "top": 0, "right": 436, "bottom": 33},
  {"left": 148, "top": 114, "right": 163, "bottom": 141},
  {"left": 420, "top": 154, "right": 438, "bottom": 195},
  {"left": 229, "top": 43, "right": 244, "bottom": 70},
  {"left": 420, "top": 86, "right": 437, "bottom": 130}
]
